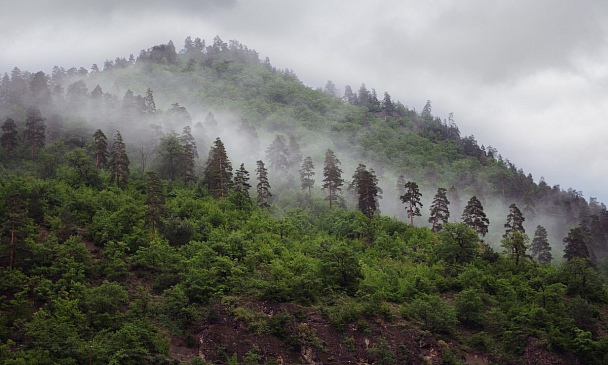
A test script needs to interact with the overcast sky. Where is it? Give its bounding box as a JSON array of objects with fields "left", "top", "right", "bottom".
[{"left": 2, "top": 1, "right": 608, "bottom": 203}]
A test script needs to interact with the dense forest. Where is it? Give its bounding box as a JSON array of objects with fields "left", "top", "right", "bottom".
[{"left": 1, "top": 36, "right": 608, "bottom": 364}]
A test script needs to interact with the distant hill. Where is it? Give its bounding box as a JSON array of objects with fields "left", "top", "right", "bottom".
[{"left": 0, "top": 36, "right": 607, "bottom": 364}]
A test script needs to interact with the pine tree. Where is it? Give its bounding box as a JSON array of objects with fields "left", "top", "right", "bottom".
[
  {"left": 531, "top": 225, "right": 552, "bottom": 264},
  {"left": 158, "top": 133, "right": 185, "bottom": 181},
  {"left": 429, "top": 188, "right": 450, "bottom": 232},
  {"left": 92, "top": 129, "right": 109, "bottom": 168},
  {"left": 563, "top": 225, "right": 590, "bottom": 262},
  {"left": 25, "top": 107, "right": 46, "bottom": 159},
  {"left": 352, "top": 164, "right": 382, "bottom": 218},
  {"left": 109, "top": 130, "right": 130, "bottom": 188},
  {"left": 180, "top": 126, "right": 198, "bottom": 185},
  {"left": 145, "top": 172, "right": 165, "bottom": 241},
  {"left": 462, "top": 196, "right": 490, "bottom": 237},
  {"left": 504, "top": 203, "right": 525, "bottom": 236},
  {"left": 203, "top": 137, "right": 233, "bottom": 199},
  {"left": 1, "top": 118, "right": 18, "bottom": 159},
  {"left": 265, "top": 134, "right": 290, "bottom": 177},
  {"left": 234, "top": 163, "right": 252, "bottom": 197},
  {"left": 299, "top": 156, "right": 315, "bottom": 196},
  {"left": 322, "top": 149, "right": 344, "bottom": 209},
  {"left": 256, "top": 160, "right": 272, "bottom": 208},
  {"left": 143, "top": 88, "right": 156, "bottom": 115},
  {"left": 501, "top": 203, "right": 529, "bottom": 265},
  {"left": 400, "top": 181, "right": 423, "bottom": 226}
]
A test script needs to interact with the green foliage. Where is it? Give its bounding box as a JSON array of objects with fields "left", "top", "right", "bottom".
[
  {"left": 403, "top": 294, "right": 457, "bottom": 334},
  {"left": 0, "top": 36, "right": 607, "bottom": 365},
  {"left": 455, "top": 288, "right": 485, "bottom": 327}
]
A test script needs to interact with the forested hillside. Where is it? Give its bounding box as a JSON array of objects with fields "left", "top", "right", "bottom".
[{"left": 1, "top": 36, "right": 608, "bottom": 364}]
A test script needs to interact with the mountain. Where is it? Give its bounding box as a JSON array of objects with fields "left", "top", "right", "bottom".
[{"left": 0, "top": 36, "right": 607, "bottom": 364}]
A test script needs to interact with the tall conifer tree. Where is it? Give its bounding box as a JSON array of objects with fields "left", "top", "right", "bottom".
[
  {"left": 203, "top": 137, "right": 233, "bottom": 199},
  {"left": 299, "top": 156, "right": 315, "bottom": 196},
  {"left": 352, "top": 164, "right": 382, "bottom": 218},
  {"left": 322, "top": 149, "right": 344, "bottom": 209},
  {"left": 400, "top": 181, "right": 423, "bottom": 226},
  {"left": 93, "top": 129, "right": 109, "bottom": 168},
  {"left": 429, "top": 188, "right": 450, "bottom": 232},
  {"left": 531, "top": 225, "right": 552, "bottom": 264},
  {"left": 256, "top": 160, "right": 271, "bottom": 208},
  {"left": 462, "top": 196, "right": 490, "bottom": 237},
  {"left": 1, "top": 118, "right": 18, "bottom": 159},
  {"left": 25, "top": 107, "right": 46, "bottom": 159},
  {"left": 109, "top": 130, "right": 130, "bottom": 188},
  {"left": 180, "top": 126, "right": 198, "bottom": 185}
]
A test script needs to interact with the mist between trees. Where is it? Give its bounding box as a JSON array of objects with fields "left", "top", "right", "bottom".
[
  {"left": 2, "top": 35, "right": 608, "bottom": 364},
  {"left": 1, "top": 36, "right": 604, "bottom": 263}
]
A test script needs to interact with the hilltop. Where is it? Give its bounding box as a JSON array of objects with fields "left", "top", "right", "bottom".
[{"left": 0, "top": 36, "right": 607, "bottom": 364}]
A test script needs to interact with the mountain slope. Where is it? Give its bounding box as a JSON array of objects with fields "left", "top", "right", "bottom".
[{"left": 0, "top": 36, "right": 607, "bottom": 364}]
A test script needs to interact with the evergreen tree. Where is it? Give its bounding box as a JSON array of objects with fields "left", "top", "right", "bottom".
[
  {"left": 462, "top": 196, "right": 490, "bottom": 237},
  {"left": 92, "top": 129, "right": 109, "bottom": 168},
  {"left": 158, "top": 133, "right": 185, "bottom": 181},
  {"left": 343, "top": 85, "right": 358, "bottom": 105},
  {"left": 109, "top": 130, "right": 130, "bottom": 188},
  {"left": 168, "top": 102, "right": 191, "bottom": 127},
  {"left": 25, "top": 107, "right": 46, "bottom": 159},
  {"left": 256, "top": 160, "right": 271, "bottom": 208},
  {"left": 265, "top": 134, "right": 290, "bottom": 177},
  {"left": 531, "top": 225, "right": 552, "bottom": 264},
  {"left": 563, "top": 225, "right": 590, "bottom": 262},
  {"left": 352, "top": 164, "right": 382, "bottom": 218},
  {"left": 30, "top": 71, "right": 51, "bottom": 106},
  {"left": 203, "top": 137, "right": 233, "bottom": 199},
  {"left": 504, "top": 203, "right": 525, "bottom": 236},
  {"left": 1, "top": 117, "right": 18, "bottom": 159},
  {"left": 180, "top": 126, "right": 198, "bottom": 185},
  {"left": 234, "top": 163, "right": 252, "bottom": 196},
  {"left": 400, "top": 181, "right": 423, "bottom": 226},
  {"left": 299, "top": 156, "right": 315, "bottom": 196},
  {"left": 429, "top": 188, "right": 450, "bottom": 232},
  {"left": 145, "top": 172, "right": 165, "bottom": 241},
  {"left": 322, "top": 149, "right": 344, "bottom": 209},
  {"left": 143, "top": 88, "right": 156, "bottom": 115}
]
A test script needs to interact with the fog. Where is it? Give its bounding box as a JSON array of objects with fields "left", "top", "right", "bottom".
[{"left": 2, "top": 1, "right": 608, "bottom": 205}]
